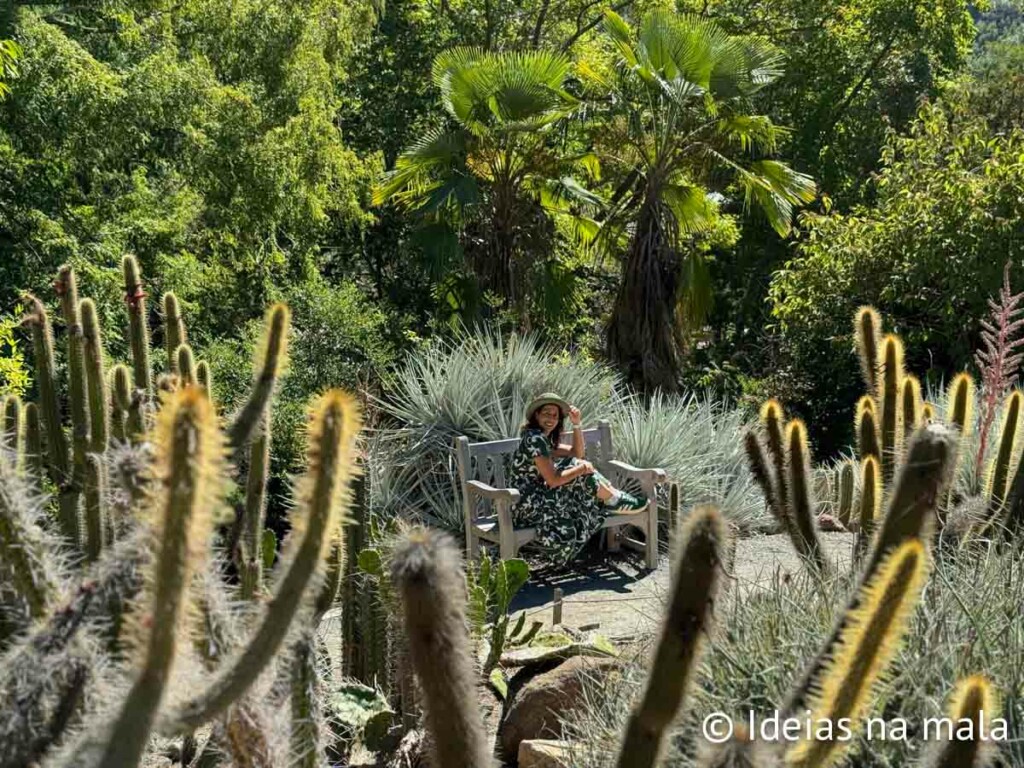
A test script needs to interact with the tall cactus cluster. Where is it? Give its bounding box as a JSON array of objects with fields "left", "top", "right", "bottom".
[{"left": 0, "top": 262, "right": 363, "bottom": 768}]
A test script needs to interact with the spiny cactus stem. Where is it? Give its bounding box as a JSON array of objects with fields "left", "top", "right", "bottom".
[
  {"left": 985, "top": 390, "right": 1021, "bottom": 520},
  {"left": 391, "top": 528, "right": 491, "bottom": 768},
  {"left": 616, "top": 505, "right": 726, "bottom": 768},
  {"left": 196, "top": 361, "right": 212, "bottom": 398},
  {"left": 785, "top": 425, "right": 956, "bottom": 718},
  {"left": 925, "top": 676, "right": 997, "bottom": 768},
  {"left": 760, "top": 401, "right": 789, "bottom": 517},
  {"left": 123, "top": 255, "right": 153, "bottom": 398},
  {"left": 239, "top": 421, "right": 270, "bottom": 601},
  {"left": 837, "top": 461, "right": 855, "bottom": 529},
  {"left": 785, "top": 540, "right": 928, "bottom": 768},
  {"left": 165, "top": 391, "right": 358, "bottom": 734},
  {"left": 855, "top": 307, "right": 882, "bottom": 392},
  {"left": 176, "top": 344, "right": 196, "bottom": 387},
  {"left": 81, "top": 299, "right": 109, "bottom": 453},
  {"left": 3, "top": 395, "right": 22, "bottom": 467},
  {"left": 163, "top": 293, "right": 186, "bottom": 375},
  {"left": 57, "top": 266, "right": 91, "bottom": 494},
  {"left": 786, "top": 420, "right": 828, "bottom": 575},
  {"left": 227, "top": 304, "right": 289, "bottom": 450},
  {"left": 744, "top": 430, "right": 790, "bottom": 538},
  {"left": 23, "top": 296, "right": 77, "bottom": 542},
  {"left": 84, "top": 454, "right": 106, "bottom": 563},
  {"left": 0, "top": 465, "right": 56, "bottom": 618},
  {"left": 97, "top": 389, "right": 215, "bottom": 767},
  {"left": 856, "top": 396, "right": 881, "bottom": 463},
  {"left": 879, "top": 335, "right": 903, "bottom": 484},
  {"left": 290, "top": 630, "right": 323, "bottom": 768},
  {"left": 24, "top": 402, "right": 44, "bottom": 485}
]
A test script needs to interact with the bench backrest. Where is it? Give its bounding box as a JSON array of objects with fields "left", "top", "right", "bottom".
[{"left": 454, "top": 420, "right": 615, "bottom": 491}]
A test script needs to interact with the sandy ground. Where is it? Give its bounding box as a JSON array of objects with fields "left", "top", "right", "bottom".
[{"left": 508, "top": 532, "right": 855, "bottom": 641}]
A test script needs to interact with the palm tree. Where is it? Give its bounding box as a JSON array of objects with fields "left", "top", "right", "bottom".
[
  {"left": 586, "top": 9, "right": 817, "bottom": 392},
  {"left": 373, "top": 47, "right": 600, "bottom": 327}
]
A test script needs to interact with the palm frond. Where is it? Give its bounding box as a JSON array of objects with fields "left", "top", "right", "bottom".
[
  {"left": 372, "top": 129, "right": 476, "bottom": 212},
  {"left": 739, "top": 159, "right": 817, "bottom": 237}
]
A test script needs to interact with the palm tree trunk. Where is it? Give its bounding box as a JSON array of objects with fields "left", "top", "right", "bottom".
[{"left": 606, "top": 195, "right": 683, "bottom": 392}]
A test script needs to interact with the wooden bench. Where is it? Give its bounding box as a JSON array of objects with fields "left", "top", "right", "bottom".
[{"left": 455, "top": 420, "right": 668, "bottom": 569}]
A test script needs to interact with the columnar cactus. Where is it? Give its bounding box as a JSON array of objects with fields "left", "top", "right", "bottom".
[
  {"left": 879, "top": 334, "right": 905, "bottom": 482},
  {"left": 923, "top": 675, "right": 999, "bottom": 768},
  {"left": 616, "top": 505, "right": 727, "bottom": 768},
  {"left": 390, "top": 528, "right": 491, "bottom": 768},
  {"left": 984, "top": 390, "right": 1022, "bottom": 521}
]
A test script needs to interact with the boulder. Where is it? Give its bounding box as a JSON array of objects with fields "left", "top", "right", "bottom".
[
  {"left": 518, "top": 739, "right": 573, "bottom": 768},
  {"left": 498, "top": 655, "right": 620, "bottom": 761}
]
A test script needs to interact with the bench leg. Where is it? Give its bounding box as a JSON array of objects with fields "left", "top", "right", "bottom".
[
  {"left": 643, "top": 481, "right": 659, "bottom": 570},
  {"left": 468, "top": 529, "right": 480, "bottom": 559},
  {"left": 606, "top": 526, "right": 621, "bottom": 552},
  {"left": 497, "top": 500, "right": 517, "bottom": 560}
]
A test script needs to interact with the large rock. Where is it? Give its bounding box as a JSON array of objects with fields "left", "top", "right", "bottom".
[
  {"left": 499, "top": 655, "right": 620, "bottom": 761},
  {"left": 518, "top": 739, "right": 573, "bottom": 768}
]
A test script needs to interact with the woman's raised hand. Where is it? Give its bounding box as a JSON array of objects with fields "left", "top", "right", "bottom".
[{"left": 568, "top": 405, "right": 582, "bottom": 426}]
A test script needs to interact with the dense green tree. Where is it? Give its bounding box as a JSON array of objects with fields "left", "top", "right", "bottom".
[
  {"left": 768, "top": 94, "right": 1024, "bottom": 453},
  {"left": 0, "top": 0, "right": 379, "bottom": 348},
  {"left": 584, "top": 9, "right": 815, "bottom": 393}
]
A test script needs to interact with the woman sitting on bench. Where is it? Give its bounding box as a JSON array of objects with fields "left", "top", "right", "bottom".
[{"left": 508, "top": 392, "right": 646, "bottom": 567}]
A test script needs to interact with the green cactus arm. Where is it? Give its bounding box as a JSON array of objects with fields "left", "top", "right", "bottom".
[
  {"left": 947, "top": 373, "right": 975, "bottom": 436},
  {"left": 0, "top": 456, "right": 59, "bottom": 619},
  {"left": 390, "top": 527, "right": 491, "bottom": 768},
  {"left": 3, "top": 395, "right": 22, "bottom": 473},
  {"left": 314, "top": 535, "right": 344, "bottom": 621},
  {"left": 854, "top": 306, "right": 882, "bottom": 392},
  {"left": 164, "top": 390, "right": 360, "bottom": 734},
  {"left": 856, "top": 396, "right": 881, "bottom": 463},
  {"left": 56, "top": 266, "right": 90, "bottom": 490},
  {"left": 24, "top": 403, "right": 44, "bottom": 485},
  {"left": 227, "top": 304, "right": 290, "bottom": 450},
  {"left": 837, "top": 461, "right": 855, "bottom": 529},
  {"left": 785, "top": 420, "right": 828, "bottom": 575},
  {"left": 176, "top": 344, "right": 196, "bottom": 386},
  {"left": 744, "top": 429, "right": 791, "bottom": 538},
  {"left": 984, "top": 390, "right": 1022, "bottom": 520},
  {"left": 22, "top": 296, "right": 78, "bottom": 543},
  {"left": 122, "top": 255, "right": 153, "bottom": 398},
  {"left": 90, "top": 387, "right": 220, "bottom": 768},
  {"left": 239, "top": 421, "right": 270, "bottom": 601},
  {"left": 785, "top": 540, "right": 929, "bottom": 768},
  {"left": 855, "top": 456, "right": 881, "bottom": 561},
  {"left": 760, "top": 400, "right": 790, "bottom": 516},
  {"left": 196, "top": 360, "right": 213, "bottom": 399},
  {"left": 113, "top": 364, "right": 144, "bottom": 442},
  {"left": 615, "top": 505, "right": 727, "bottom": 768},
  {"left": 879, "top": 334, "right": 904, "bottom": 483},
  {"left": 80, "top": 299, "right": 109, "bottom": 454},
  {"left": 83, "top": 454, "right": 106, "bottom": 563},
  {"left": 922, "top": 675, "right": 998, "bottom": 768},
  {"left": 289, "top": 630, "right": 324, "bottom": 768},
  {"left": 163, "top": 292, "right": 186, "bottom": 375},
  {"left": 901, "top": 375, "right": 922, "bottom": 442}
]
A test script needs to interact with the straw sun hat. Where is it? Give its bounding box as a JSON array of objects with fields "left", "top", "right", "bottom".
[{"left": 525, "top": 392, "right": 570, "bottom": 421}]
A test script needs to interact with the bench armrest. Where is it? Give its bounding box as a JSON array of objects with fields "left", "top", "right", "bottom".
[
  {"left": 466, "top": 479, "right": 521, "bottom": 503},
  {"left": 606, "top": 460, "right": 667, "bottom": 484}
]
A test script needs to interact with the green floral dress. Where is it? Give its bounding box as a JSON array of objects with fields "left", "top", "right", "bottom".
[{"left": 508, "top": 427, "right": 612, "bottom": 567}]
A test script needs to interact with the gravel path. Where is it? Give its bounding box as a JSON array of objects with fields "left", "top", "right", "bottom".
[{"left": 509, "top": 532, "right": 854, "bottom": 641}]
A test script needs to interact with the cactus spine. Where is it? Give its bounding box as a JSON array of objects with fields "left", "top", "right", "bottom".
[
  {"left": 3, "top": 396, "right": 22, "bottom": 475},
  {"left": 784, "top": 540, "right": 928, "bottom": 768},
  {"left": 24, "top": 402, "right": 43, "bottom": 483},
  {"left": 196, "top": 360, "right": 212, "bottom": 396},
  {"left": 166, "top": 390, "right": 360, "bottom": 733},
  {"left": 113, "top": 364, "right": 142, "bottom": 442},
  {"left": 56, "top": 268, "right": 90, "bottom": 525},
  {"left": 0, "top": 454, "right": 58, "bottom": 619},
  {"left": 616, "top": 505, "right": 727, "bottom": 768},
  {"left": 91, "top": 386, "right": 219, "bottom": 768},
  {"left": 761, "top": 399, "right": 789, "bottom": 518},
  {"left": 924, "top": 675, "right": 999, "bottom": 768},
  {"left": 390, "top": 527, "right": 491, "bottom": 768},
  {"left": 947, "top": 373, "right": 976, "bottom": 437}
]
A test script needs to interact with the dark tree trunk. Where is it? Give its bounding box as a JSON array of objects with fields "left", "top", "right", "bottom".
[{"left": 606, "top": 194, "right": 684, "bottom": 393}]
